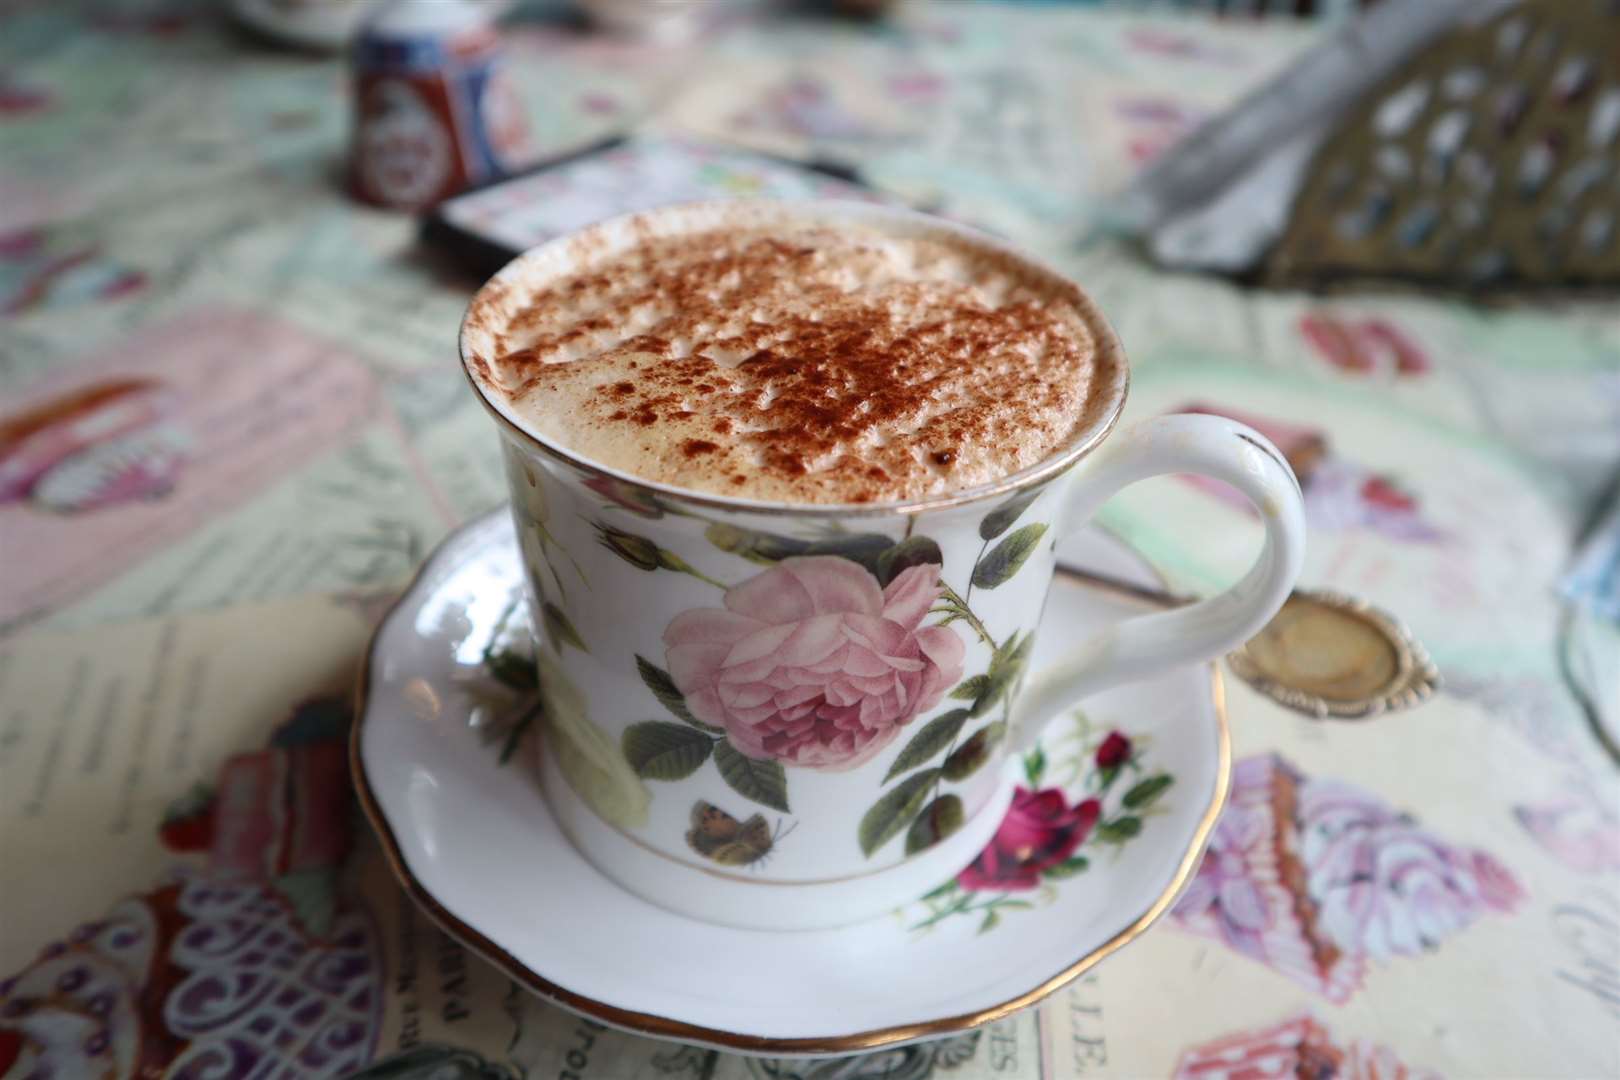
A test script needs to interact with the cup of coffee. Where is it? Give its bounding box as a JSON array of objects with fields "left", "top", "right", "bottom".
[{"left": 459, "top": 200, "right": 1305, "bottom": 931}]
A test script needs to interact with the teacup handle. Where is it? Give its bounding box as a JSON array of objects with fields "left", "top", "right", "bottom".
[{"left": 1009, "top": 413, "right": 1307, "bottom": 753}]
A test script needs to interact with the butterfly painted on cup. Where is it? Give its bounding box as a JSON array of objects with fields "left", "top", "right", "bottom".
[{"left": 686, "top": 801, "right": 797, "bottom": 868}]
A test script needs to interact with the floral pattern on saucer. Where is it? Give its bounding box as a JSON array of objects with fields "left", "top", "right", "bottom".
[{"left": 908, "top": 718, "right": 1174, "bottom": 935}]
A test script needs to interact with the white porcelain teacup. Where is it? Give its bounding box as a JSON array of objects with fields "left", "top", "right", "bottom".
[{"left": 459, "top": 200, "right": 1305, "bottom": 931}]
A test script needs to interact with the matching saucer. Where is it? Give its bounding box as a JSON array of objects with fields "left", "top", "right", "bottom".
[{"left": 352, "top": 509, "right": 1228, "bottom": 1055}]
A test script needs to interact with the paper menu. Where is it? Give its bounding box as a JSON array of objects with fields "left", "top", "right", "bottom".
[{"left": 433, "top": 135, "right": 888, "bottom": 260}]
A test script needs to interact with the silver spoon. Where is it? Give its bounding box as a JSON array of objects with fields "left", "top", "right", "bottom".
[{"left": 1056, "top": 564, "right": 1441, "bottom": 719}]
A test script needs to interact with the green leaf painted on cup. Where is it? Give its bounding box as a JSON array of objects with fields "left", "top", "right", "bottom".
[
  {"left": 905, "top": 794, "right": 965, "bottom": 855},
  {"left": 979, "top": 489, "right": 1042, "bottom": 540},
  {"left": 949, "top": 675, "right": 990, "bottom": 703},
  {"left": 942, "top": 721, "right": 1006, "bottom": 781},
  {"left": 883, "top": 709, "right": 970, "bottom": 782},
  {"left": 541, "top": 602, "right": 587, "bottom": 653},
  {"left": 972, "top": 523, "right": 1049, "bottom": 589},
  {"left": 705, "top": 523, "right": 810, "bottom": 564},
  {"left": 859, "top": 768, "right": 940, "bottom": 857},
  {"left": 991, "top": 629, "right": 1036, "bottom": 672},
  {"left": 803, "top": 532, "right": 896, "bottom": 574},
  {"left": 980, "top": 631, "right": 1035, "bottom": 714},
  {"left": 1122, "top": 774, "right": 1174, "bottom": 809},
  {"left": 876, "top": 536, "right": 944, "bottom": 587},
  {"left": 486, "top": 649, "right": 537, "bottom": 691},
  {"left": 621, "top": 722, "right": 714, "bottom": 781},
  {"left": 713, "top": 740, "right": 790, "bottom": 812},
  {"left": 705, "top": 524, "right": 897, "bottom": 575},
  {"left": 595, "top": 522, "right": 661, "bottom": 571},
  {"left": 634, "top": 655, "right": 721, "bottom": 733}
]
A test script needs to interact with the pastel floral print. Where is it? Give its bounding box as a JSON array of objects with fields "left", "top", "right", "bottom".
[
  {"left": 1299, "top": 779, "right": 1524, "bottom": 961},
  {"left": 1514, "top": 795, "right": 1620, "bottom": 874},
  {"left": 0, "top": 379, "right": 186, "bottom": 513},
  {"left": 1172, "top": 753, "right": 1523, "bottom": 1003},
  {"left": 1303, "top": 458, "right": 1444, "bottom": 543},
  {"left": 1173, "top": 1011, "right": 1441, "bottom": 1080},
  {"left": 1174, "top": 802, "right": 1273, "bottom": 947},
  {"left": 849, "top": 498, "right": 1052, "bottom": 860},
  {"left": 1300, "top": 312, "right": 1431, "bottom": 377},
  {"left": 1173, "top": 402, "right": 1444, "bottom": 544},
  {"left": 664, "top": 557, "right": 965, "bottom": 771}
]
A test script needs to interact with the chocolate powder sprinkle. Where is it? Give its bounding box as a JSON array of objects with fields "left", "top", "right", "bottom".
[{"left": 476, "top": 220, "right": 1112, "bottom": 504}]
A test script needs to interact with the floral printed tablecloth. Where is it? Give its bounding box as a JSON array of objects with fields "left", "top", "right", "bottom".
[{"left": 2, "top": 2, "right": 1617, "bottom": 1078}]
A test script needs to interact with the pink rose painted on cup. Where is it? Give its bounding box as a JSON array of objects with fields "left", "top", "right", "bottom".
[{"left": 663, "top": 556, "right": 965, "bottom": 771}]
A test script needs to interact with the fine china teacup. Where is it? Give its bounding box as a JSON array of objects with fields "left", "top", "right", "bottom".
[{"left": 459, "top": 200, "right": 1306, "bottom": 931}]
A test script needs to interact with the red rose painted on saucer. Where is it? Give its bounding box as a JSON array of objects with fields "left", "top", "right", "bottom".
[{"left": 958, "top": 787, "right": 1102, "bottom": 892}]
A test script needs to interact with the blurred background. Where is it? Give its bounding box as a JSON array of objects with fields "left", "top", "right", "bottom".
[{"left": 1, "top": 1, "right": 1617, "bottom": 1078}]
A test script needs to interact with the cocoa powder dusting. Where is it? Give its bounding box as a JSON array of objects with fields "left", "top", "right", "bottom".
[{"left": 477, "top": 217, "right": 1117, "bottom": 503}]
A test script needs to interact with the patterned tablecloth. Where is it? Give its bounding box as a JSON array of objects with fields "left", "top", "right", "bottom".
[{"left": 2, "top": 2, "right": 1618, "bottom": 1077}]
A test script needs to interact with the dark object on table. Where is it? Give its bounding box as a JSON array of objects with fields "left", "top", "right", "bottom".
[
  {"left": 573, "top": 0, "right": 704, "bottom": 39},
  {"left": 419, "top": 135, "right": 881, "bottom": 276},
  {"left": 228, "top": 0, "right": 387, "bottom": 52},
  {"left": 1265, "top": 0, "right": 1620, "bottom": 292},
  {"left": 824, "top": 0, "right": 903, "bottom": 19}
]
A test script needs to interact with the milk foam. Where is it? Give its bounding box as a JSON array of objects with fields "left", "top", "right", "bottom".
[{"left": 462, "top": 203, "right": 1120, "bottom": 504}]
